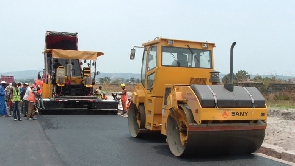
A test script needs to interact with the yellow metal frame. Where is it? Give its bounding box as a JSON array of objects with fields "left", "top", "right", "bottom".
[
  {"left": 42, "top": 49, "right": 104, "bottom": 98},
  {"left": 131, "top": 37, "right": 267, "bottom": 136},
  {"left": 132, "top": 37, "right": 216, "bottom": 131}
]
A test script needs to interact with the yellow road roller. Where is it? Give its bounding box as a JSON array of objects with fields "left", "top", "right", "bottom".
[{"left": 128, "top": 37, "right": 267, "bottom": 157}]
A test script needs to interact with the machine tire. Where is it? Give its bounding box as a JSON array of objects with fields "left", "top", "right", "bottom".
[
  {"left": 167, "top": 113, "right": 186, "bottom": 157},
  {"left": 128, "top": 103, "right": 146, "bottom": 137},
  {"left": 166, "top": 106, "right": 193, "bottom": 157},
  {"left": 138, "top": 104, "right": 146, "bottom": 128}
]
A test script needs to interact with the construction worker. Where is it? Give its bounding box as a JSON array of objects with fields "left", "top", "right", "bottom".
[
  {"left": 120, "top": 83, "right": 128, "bottom": 117},
  {"left": 11, "top": 82, "right": 22, "bottom": 121},
  {"left": 0, "top": 81, "right": 9, "bottom": 117},
  {"left": 17, "top": 82, "right": 23, "bottom": 116},
  {"left": 35, "top": 75, "right": 45, "bottom": 109},
  {"left": 22, "top": 83, "right": 30, "bottom": 117},
  {"left": 95, "top": 86, "right": 108, "bottom": 100},
  {"left": 5, "top": 83, "right": 13, "bottom": 116},
  {"left": 95, "top": 86, "right": 102, "bottom": 99},
  {"left": 27, "top": 84, "right": 37, "bottom": 120},
  {"left": 20, "top": 83, "right": 26, "bottom": 115}
]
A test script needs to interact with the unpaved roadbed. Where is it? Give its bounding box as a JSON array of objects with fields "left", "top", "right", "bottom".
[{"left": 256, "top": 108, "right": 295, "bottom": 164}]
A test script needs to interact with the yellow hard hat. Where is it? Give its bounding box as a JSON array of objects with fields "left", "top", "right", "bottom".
[{"left": 121, "top": 83, "right": 125, "bottom": 87}]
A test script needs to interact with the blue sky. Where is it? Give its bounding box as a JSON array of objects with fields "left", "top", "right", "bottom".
[{"left": 1, "top": 0, "right": 294, "bottom": 76}]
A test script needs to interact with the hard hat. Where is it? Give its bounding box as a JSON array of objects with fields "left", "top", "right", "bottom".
[
  {"left": 24, "top": 83, "right": 29, "bottom": 86},
  {"left": 121, "top": 84, "right": 125, "bottom": 87},
  {"left": 1, "top": 81, "right": 6, "bottom": 84}
]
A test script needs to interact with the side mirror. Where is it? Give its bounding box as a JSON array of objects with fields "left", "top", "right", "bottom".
[
  {"left": 84, "top": 60, "right": 87, "bottom": 63},
  {"left": 96, "top": 71, "right": 100, "bottom": 75},
  {"left": 130, "top": 48, "right": 136, "bottom": 60}
]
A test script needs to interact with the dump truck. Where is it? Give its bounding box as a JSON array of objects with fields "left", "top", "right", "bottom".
[
  {"left": 39, "top": 31, "right": 118, "bottom": 113},
  {"left": 128, "top": 37, "right": 267, "bottom": 156}
]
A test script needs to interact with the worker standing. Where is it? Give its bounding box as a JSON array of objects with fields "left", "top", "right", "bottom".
[
  {"left": 11, "top": 82, "right": 22, "bottom": 121},
  {"left": 120, "top": 84, "right": 128, "bottom": 117},
  {"left": 0, "top": 81, "right": 9, "bottom": 117},
  {"left": 27, "top": 84, "right": 37, "bottom": 120},
  {"left": 5, "top": 83, "right": 13, "bottom": 116},
  {"left": 20, "top": 83, "right": 26, "bottom": 115},
  {"left": 22, "top": 83, "right": 30, "bottom": 117},
  {"left": 35, "top": 75, "right": 45, "bottom": 109}
]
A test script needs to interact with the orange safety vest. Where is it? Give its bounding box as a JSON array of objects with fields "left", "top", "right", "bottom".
[
  {"left": 121, "top": 89, "right": 127, "bottom": 102},
  {"left": 27, "top": 90, "right": 36, "bottom": 103},
  {"left": 35, "top": 79, "right": 43, "bottom": 94}
]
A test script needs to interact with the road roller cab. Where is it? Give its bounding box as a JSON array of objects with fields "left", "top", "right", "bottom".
[{"left": 128, "top": 37, "right": 267, "bottom": 157}]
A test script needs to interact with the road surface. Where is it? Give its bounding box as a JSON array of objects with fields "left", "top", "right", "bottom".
[{"left": 0, "top": 114, "right": 290, "bottom": 166}]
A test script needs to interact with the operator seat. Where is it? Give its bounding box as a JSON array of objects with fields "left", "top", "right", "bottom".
[{"left": 172, "top": 53, "right": 188, "bottom": 67}]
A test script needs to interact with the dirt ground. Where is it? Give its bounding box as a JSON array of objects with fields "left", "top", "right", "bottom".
[
  {"left": 265, "top": 108, "right": 295, "bottom": 151},
  {"left": 258, "top": 108, "right": 295, "bottom": 163}
]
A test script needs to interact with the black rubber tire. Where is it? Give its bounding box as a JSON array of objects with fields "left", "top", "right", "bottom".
[
  {"left": 128, "top": 103, "right": 146, "bottom": 137},
  {"left": 166, "top": 113, "right": 187, "bottom": 157},
  {"left": 138, "top": 104, "right": 146, "bottom": 128}
]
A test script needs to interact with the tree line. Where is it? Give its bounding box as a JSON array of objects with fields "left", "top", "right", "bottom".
[
  {"left": 222, "top": 70, "right": 293, "bottom": 84},
  {"left": 15, "top": 70, "right": 293, "bottom": 86},
  {"left": 98, "top": 77, "right": 140, "bottom": 85}
]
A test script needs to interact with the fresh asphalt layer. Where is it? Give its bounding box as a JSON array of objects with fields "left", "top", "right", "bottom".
[{"left": 0, "top": 114, "right": 290, "bottom": 166}]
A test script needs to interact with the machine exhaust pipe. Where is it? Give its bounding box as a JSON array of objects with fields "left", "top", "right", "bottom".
[
  {"left": 230, "top": 42, "right": 236, "bottom": 84},
  {"left": 224, "top": 42, "right": 236, "bottom": 92}
]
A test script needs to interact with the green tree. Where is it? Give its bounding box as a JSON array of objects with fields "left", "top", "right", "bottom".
[
  {"left": 130, "top": 77, "right": 135, "bottom": 83},
  {"left": 253, "top": 75, "right": 263, "bottom": 82},
  {"left": 222, "top": 73, "right": 237, "bottom": 84},
  {"left": 111, "top": 78, "right": 121, "bottom": 84},
  {"left": 236, "top": 70, "right": 249, "bottom": 82},
  {"left": 125, "top": 79, "right": 130, "bottom": 84}
]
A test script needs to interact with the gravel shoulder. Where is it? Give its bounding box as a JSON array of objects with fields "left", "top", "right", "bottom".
[{"left": 257, "top": 108, "right": 295, "bottom": 164}]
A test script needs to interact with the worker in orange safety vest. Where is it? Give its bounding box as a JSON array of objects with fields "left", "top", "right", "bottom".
[
  {"left": 34, "top": 75, "right": 45, "bottom": 109},
  {"left": 27, "top": 84, "right": 37, "bottom": 120},
  {"left": 120, "top": 84, "right": 128, "bottom": 117}
]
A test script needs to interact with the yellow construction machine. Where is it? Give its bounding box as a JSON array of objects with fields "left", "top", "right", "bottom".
[
  {"left": 39, "top": 31, "right": 118, "bottom": 113},
  {"left": 128, "top": 37, "right": 267, "bottom": 156}
]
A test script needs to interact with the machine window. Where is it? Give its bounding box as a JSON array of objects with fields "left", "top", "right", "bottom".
[
  {"left": 147, "top": 72, "right": 155, "bottom": 90},
  {"left": 141, "top": 50, "right": 148, "bottom": 87},
  {"left": 148, "top": 46, "right": 157, "bottom": 71},
  {"left": 161, "top": 46, "right": 212, "bottom": 69}
]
